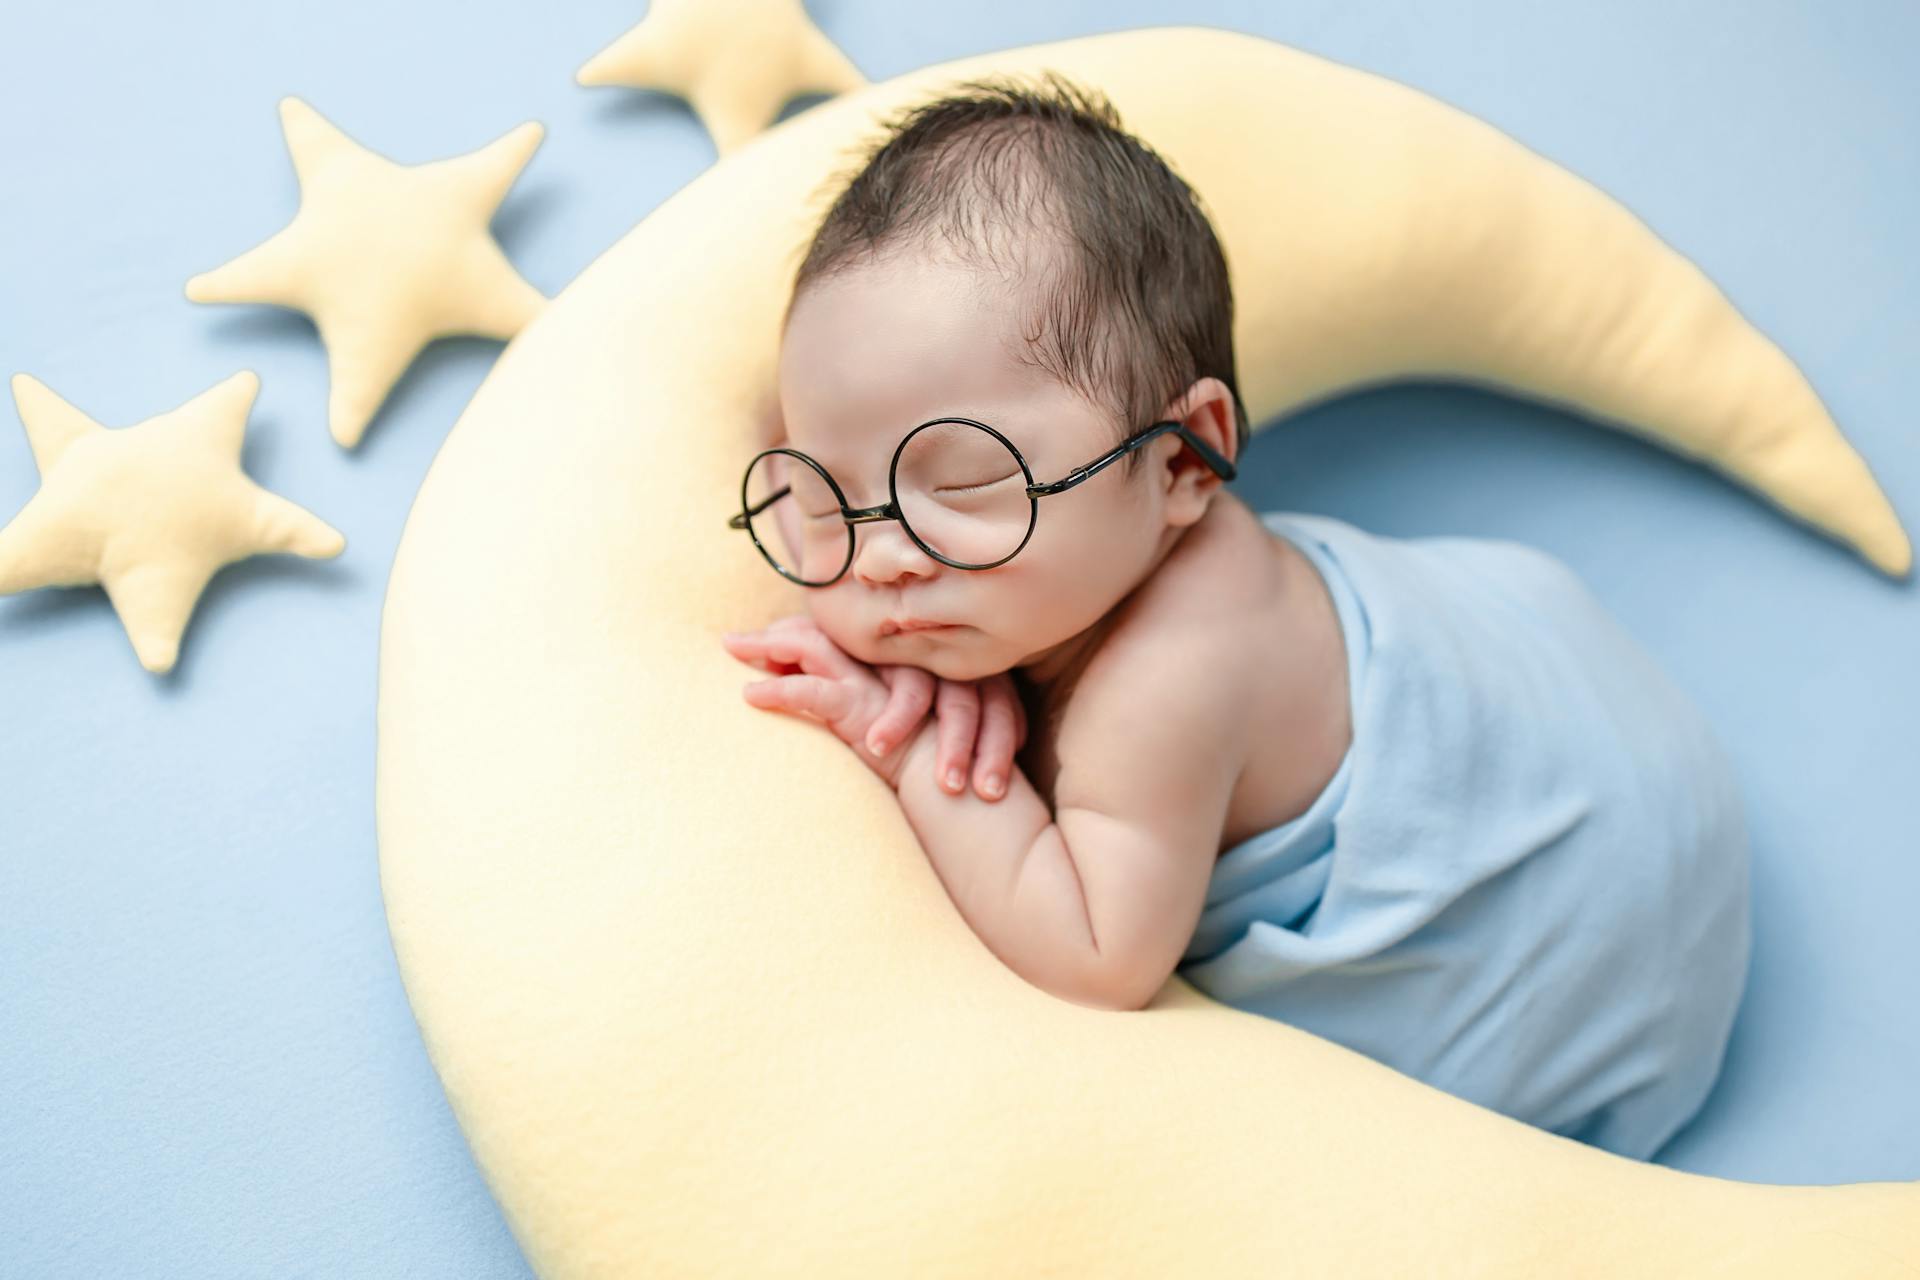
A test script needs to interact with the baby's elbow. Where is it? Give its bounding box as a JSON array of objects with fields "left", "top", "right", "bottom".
[
  {"left": 1109, "top": 968, "right": 1171, "bottom": 1012},
  {"left": 1053, "top": 981, "right": 1150, "bottom": 1013},
  {"left": 1068, "top": 950, "right": 1168, "bottom": 1012},
  {"left": 1091, "top": 984, "right": 1158, "bottom": 1013},
  {"left": 1026, "top": 944, "right": 1157, "bottom": 1012}
]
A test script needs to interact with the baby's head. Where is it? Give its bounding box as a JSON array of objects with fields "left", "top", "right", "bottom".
[{"left": 768, "top": 72, "right": 1249, "bottom": 682}]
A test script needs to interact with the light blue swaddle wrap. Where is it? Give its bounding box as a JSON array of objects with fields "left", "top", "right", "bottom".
[{"left": 1175, "top": 511, "right": 1752, "bottom": 1160}]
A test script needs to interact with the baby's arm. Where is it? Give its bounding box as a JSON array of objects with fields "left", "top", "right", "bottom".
[{"left": 895, "top": 620, "right": 1248, "bottom": 1011}]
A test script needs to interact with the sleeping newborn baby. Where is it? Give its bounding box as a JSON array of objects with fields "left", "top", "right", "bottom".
[{"left": 720, "top": 74, "right": 1750, "bottom": 1160}]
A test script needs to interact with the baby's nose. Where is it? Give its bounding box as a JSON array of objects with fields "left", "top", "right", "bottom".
[{"left": 852, "top": 522, "right": 938, "bottom": 586}]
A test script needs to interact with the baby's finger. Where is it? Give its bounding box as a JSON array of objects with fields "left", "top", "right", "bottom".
[
  {"left": 972, "top": 676, "right": 1021, "bottom": 801},
  {"left": 933, "top": 679, "right": 981, "bottom": 795},
  {"left": 742, "top": 674, "right": 856, "bottom": 724},
  {"left": 867, "top": 666, "right": 934, "bottom": 758},
  {"left": 720, "top": 631, "right": 787, "bottom": 673},
  {"left": 725, "top": 625, "right": 855, "bottom": 680}
]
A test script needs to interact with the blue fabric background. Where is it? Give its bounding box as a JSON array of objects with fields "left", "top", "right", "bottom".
[{"left": 2, "top": 2, "right": 1915, "bottom": 1275}]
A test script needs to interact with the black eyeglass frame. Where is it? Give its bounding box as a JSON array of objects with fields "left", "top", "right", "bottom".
[{"left": 726, "top": 415, "right": 1238, "bottom": 587}]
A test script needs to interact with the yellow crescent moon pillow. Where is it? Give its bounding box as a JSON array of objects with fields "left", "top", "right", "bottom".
[{"left": 377, "top": 26, "right": 1919, "bottom": 1277}]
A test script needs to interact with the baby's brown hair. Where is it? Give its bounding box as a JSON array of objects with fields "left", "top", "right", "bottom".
[{"left": 786, "top": 71, "right": 1250, "bottom": 474}]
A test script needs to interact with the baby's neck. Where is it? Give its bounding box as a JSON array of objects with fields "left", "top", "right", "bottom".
[{"left": 1014, "top": 610, "right": 1116, "bottom": 700}]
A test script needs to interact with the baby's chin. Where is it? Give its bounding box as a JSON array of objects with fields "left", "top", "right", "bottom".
[
  {"left": 834, "top": 625, "right": 1010, "bottom": 682},
  {"left": 912, "top": 645, "right": 1013, "bottom": 683}
]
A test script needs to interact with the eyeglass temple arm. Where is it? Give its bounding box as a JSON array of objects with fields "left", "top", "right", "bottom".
[
  {"left": 727, "top": 483, "right": 791, "bottom": 529},
  {"left": 1026, "top": 420, "right": 1238, "bottom": 497}
]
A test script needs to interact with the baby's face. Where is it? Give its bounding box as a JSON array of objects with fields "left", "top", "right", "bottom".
[{"left": 774, "top": 252, "right": 1176, "bottom": 682}]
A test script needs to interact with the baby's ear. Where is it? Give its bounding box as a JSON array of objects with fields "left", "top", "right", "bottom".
[
  {"left": 1160, "top": 380, "right": 1237, "bottom": 514},
  {"left": 1181, "top": 377, "right": 1239, "bottom": 469}
]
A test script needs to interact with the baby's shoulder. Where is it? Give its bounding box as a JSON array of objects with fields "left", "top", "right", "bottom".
[
  {"left": 1071, "top": 499, "right": 1286, "bottom": 703},
  {"left": 1033, "top": 499, "right": 1321, "bottom": 831},
  {"left": 1126, "top": 497, "right": 1287, "bottom": 634}
]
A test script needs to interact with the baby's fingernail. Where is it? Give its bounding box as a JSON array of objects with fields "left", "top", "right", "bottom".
[
  {"left": 945, "top": 769, "right": 963, "bottom": 792},
  {"left": 984, "top": 774, "right": 1004, "bottom": 798},
  {"left": 867, "top": 733, "right": 885, "bottom": 755}
]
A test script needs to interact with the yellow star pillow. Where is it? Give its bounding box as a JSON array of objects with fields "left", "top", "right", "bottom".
[
  {"left": 185, "top": 98, "right": 547, "bottom": 450},
  {"left": 378, "top": 26, "right": 1917, "bottom": 1279},
  {"left": 0, "top": 371, "right": 344, "bottom": 674},
  {"left": 577, "top": 0, "right": 866, "bottom": 156}
]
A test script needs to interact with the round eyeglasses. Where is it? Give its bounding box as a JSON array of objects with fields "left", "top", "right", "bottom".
[{"left": 726, "top": 415, "right": 1237, "bottom": 586}]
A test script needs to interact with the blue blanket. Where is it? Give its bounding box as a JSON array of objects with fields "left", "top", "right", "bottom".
[{"left": 1176, "top": 511, "right": 1751, "bottom": 1159}]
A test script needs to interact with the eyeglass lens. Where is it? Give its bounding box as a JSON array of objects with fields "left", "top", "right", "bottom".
[{"left": 742, "top": 420, "right": 1032, "bottom": 582}]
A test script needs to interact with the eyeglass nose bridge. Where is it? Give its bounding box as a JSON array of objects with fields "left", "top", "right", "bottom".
[
  {"left": 840, "top": 497, "right": 943, "bottom": 586},
  {"left": 842, "top": 500, "right": 900, "bottom": 526}
]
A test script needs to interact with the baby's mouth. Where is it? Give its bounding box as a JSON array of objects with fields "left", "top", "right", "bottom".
[{"left": 880, "top": 618, "right": 963, "bottom": 637}]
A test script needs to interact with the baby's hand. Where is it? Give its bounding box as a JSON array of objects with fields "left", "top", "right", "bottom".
[
  {"left": 922, "top": 671, "right": 1028, "bottom": 802},
  {"left": 721, "top": 615, "right": 914, "bottom": 786},
  {"left": 719, "top": 615, "right": 1024, "bottom": 800}
]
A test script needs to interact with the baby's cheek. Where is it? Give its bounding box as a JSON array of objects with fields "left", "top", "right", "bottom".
[{"left": 811, "top": 608, "right": 877, "bottom": 665}]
